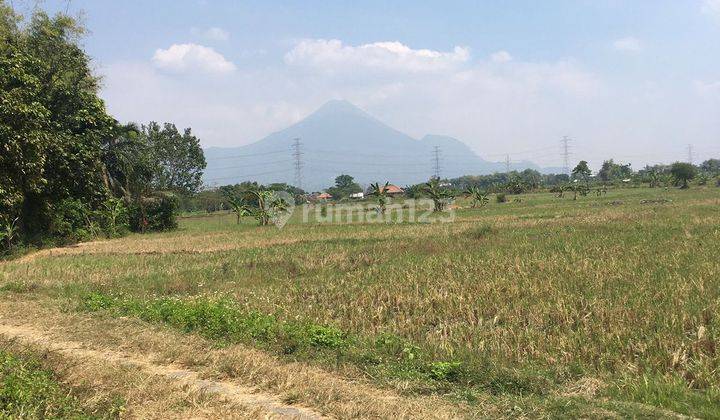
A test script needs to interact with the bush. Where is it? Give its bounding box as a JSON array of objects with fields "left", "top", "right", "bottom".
[
  {"left": 496, "top": 193, "right": 507, "bottom": 203},
  {"left": 96, "top": 198, "right": 129, "bottom": 238},
  {"left": 49, "top": 199, "right": 95, "bottom": 244},
  {"left": 428, "top": 361, "right": 463, "bottom": 381},
  {"left": 129, "top": 193, "right": 178, "bottom": 232}
]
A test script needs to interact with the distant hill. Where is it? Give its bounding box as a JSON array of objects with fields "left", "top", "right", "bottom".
[{"left": 203, "top": 100, "right": 559, "bottom": 191}]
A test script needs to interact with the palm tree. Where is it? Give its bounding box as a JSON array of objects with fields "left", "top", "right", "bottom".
[
  {"left": 464, "top": 186, "right": 489, "bottom": 208},
  {"left": 368, "top": 182, "right": 390, "bottom": 214},
  {"left": 424, "top": 178, "right": 453, "bottom": 212}
]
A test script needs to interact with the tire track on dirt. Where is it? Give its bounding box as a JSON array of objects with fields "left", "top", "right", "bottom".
[{"left": 0, "top": 323, "right": 324, "bottom": 419}]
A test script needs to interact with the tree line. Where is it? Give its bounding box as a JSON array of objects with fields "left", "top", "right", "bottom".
[{"left": 0, "top": 6, "right": 205, "bottom": 253}]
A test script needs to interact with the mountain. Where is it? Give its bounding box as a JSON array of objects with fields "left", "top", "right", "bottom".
[{"left": 203, "top": 100, "right": 556, "bottom": 191}]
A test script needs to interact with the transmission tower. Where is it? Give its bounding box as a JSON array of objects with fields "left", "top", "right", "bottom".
[
  {"left": 291, "top": 138, "right": 303, "bottom": 190},
  {"left": 432, "top": 146, "right": 442, "bottom": 179},
  {"left": 505, "top": 154, "right": 511, "bottom": 173},
  {"left": 687, "top": 144, "right": 693, "bottom": 164},
  {"left": 561, "top": 136, "right": 571, "bottom": 175}
]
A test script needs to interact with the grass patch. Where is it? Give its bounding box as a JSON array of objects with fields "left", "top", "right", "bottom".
[
  {"left": 464, "top": 223, "right": 495, "bottom": 239},
  {"left": 5, "top": 187, "right": 720, "bottom": 417},
  {"left": 79, "top": 292, "right": 549, "bottom": 398},
  {"left": 0, "top": 350, "right": 122, "bottom": 419}
]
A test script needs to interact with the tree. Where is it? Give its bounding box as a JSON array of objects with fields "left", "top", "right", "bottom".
[
  {"left": 0, "top": 8, "right": 116, "bottom": 238},
  {"left": 519, "top": 169, "right": 542, "bottom": 190},
  {"left": 423, "top": 178, "right": 453, "bottom": 212},
  {"left": 142, "top": 122, "right": 206, "bottom": 195},
  {"left": 670, "top": 162, "right": 697, "bottom": 189},
  {"left": 326, "top": 174, "right": 361, "bottom": 199},
  {"left": 368, "top": 182, "right": 390, "bottom": 214},
  {"left": 504, "top": 174, "right": 528, "bottom": 194},
  {"left": 700, "top": 159, "right": 720, "bottom": 176},
  {"left": 597, "top": 159, "right": 632, "bottom": 182},
  {"left": 572, "top": 161, "right": 592, "bottom": 182}
]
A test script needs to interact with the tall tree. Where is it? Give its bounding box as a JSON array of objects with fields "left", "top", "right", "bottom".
[
  {"left": 0, "top": 7, "right": 116, "bottom": 236},
  {"left": 327, "top": 174, "right": 362, "bottom": 198},
  {"left": 670, "top": 162, "right": 697, "bottom": 189},
  {"left": 143, "top": 122, "right": 206, "bottom": 195},
  {"left": 572, "top": 161, "right": 592, "bottom": 182}
]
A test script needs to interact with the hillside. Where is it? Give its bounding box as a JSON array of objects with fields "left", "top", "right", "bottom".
[{"left": 203, "top": 100, "right": 554, "bottom": 190}]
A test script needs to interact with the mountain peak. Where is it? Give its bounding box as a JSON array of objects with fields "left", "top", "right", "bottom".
[{"left": 309, "top": 99, "right": 371, "bottom": 119}]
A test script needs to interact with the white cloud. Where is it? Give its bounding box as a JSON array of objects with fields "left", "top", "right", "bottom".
[
  {"left": 100, "top": 37, "right": 720, "bottom": 172},
  {"left": 694, "top": 80, "right": 720, "bottom": 96},
  {"left": 702, "top": 0, "right": 720, "bottom": 21},
  {"left": 152, "top": 43, "right": 236, "bottom": 74},
  {"left": 192, "top": 26, "right": 230, "bottom": 41},
  {"left": 613, "top": 37, "right": 642, "bottom": 52},
  {"left": 490, "top": 50, "right": 513, "bottom": 63},
  {"left": 284, "top": 39, "right": 470, "bottom": 73}
]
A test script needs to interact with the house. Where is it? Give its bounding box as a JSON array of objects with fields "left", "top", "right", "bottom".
[
  {"left": 350, "top": 192, "right": 364, "bottom": 199},
  {"left": 316, "top": 192, "right": 333, "bottom": 200},
  {"left": 381, "top": 184, "right": 404, "bottom": 196}
]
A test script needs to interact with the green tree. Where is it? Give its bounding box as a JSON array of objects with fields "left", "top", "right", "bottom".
[
  {"left": 0, "top": 8, "right": 116, "bottom": 239},
  {"left": 572, "top": 161, "right": 592, "bottom": 182},
  {"left": 142, "top": 122, "right": 206, "bottom": 195},
  {"left": 670, "top": 162, "right": 697, "bottom": 189},
  {"left": 597, "top": 159, "right": 632, "bottom": 182},
  {"left": 326, "top": 174, "right": 362, "bottom": 199},
  {"left": 700, "top": 159, "right": 720, "bottom": 176}
]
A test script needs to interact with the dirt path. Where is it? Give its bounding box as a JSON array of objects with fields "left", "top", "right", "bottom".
[
  {"left": 0, "top": 322, "right": 323, "bottom": 419},
  {"left": 0, "top": 298, "right": 466, "bottom": 419}
]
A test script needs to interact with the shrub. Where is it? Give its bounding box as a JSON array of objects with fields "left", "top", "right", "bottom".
[
  {"left": 428, "top": 361, "right": 463, "bottom": 381},
  {"left": 0, "top": 217, "right": 20, "bottom": 253},
  {"left": 496, "top": 193, "right": 507, "bottom": 203},
  {"left": 49, "top": 199, "right": 94, "bottom": 244},
  {"left": 129, "top": 193, "right": 178, "bottom": 232},
  {"left": 96, "top": 198, "right": 129, "bottom": 238}
]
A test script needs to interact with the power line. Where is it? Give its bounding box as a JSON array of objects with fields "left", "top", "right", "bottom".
[
  {"left": 687, "top": 144, "right": 693, "bottom": 164},
  {"left": 209, "top": 159, "right": 294, "bottom": 171},
  {"left": 204, "top": 168, "right": 294, "bottom": 183},
  {"left": 292, "top": 138, "right": 303, "bottom": 190},
  {"left": 505, "top": 154, "right": 511, "bottom": 173},
  {"left": 561, "top": 136, "right": 572, "bottom": 175},
  {"left": 209, "top": 150, "right": 288, "bottom": 161}
]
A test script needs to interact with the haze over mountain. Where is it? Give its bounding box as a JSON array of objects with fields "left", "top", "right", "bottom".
[{"left": 203, "top": 100, "right": 562, "bottom": 191}]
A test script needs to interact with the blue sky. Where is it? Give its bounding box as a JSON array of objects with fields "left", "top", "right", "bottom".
[{"left": 21, "top": 0, "right": 720, "bottom": 168}]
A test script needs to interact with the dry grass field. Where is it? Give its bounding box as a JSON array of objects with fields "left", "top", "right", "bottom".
[{"left": 1, "top": 187, "right": 719, "bottom": 418}]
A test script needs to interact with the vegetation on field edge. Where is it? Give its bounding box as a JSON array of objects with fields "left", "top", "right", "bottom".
[{"left": 0, "top": 349, "right": 124, "bottom": 418}]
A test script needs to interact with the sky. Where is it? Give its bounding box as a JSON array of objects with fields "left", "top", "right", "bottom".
[{"left": 17, "top": 0, "right": 720, "bottom": 169}]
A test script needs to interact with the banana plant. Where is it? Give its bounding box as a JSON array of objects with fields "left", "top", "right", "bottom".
[
  {"left": 0, "top": 217, "right": 19, "bottom": 251},
  {"left": 227, "top": 196, "right": 251, "bottom": 225},
  {"left": 464, "top": 186, "right": 489, "bottom": 208},
  {"left": 423, "top": 178, "right": 453, "bottom": 212},
  {"left": 368, "top": 182, "right": 390, "bottom": 214}
]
